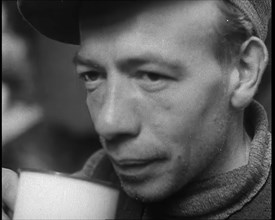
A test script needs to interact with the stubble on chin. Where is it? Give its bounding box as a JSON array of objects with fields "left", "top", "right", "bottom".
[
  {"left": 117, "top": 173, "right": 180, "bottom": 203},
  {"left": 117, "top": 174, "right": 159, "bottom": 203}
]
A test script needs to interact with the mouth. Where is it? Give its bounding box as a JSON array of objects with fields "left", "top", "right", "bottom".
[{"left": 110, "top": 157, "right": 165, "bottom": 182}]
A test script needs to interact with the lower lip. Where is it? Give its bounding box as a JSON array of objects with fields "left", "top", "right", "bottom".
[{"left": 113, "top": 160, "right": 162, "bottom": 182}]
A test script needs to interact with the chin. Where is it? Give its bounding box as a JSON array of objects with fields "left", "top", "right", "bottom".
[{"left": 119, "top": 178, "right": 176, "bottom": 203}]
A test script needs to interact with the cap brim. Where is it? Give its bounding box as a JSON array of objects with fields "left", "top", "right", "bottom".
[
  {"left": 18, "top": 0, "right": 80, "bottom": 45},
  {"left": 18, "top": 1, "right": 160, "bottom": 45}
]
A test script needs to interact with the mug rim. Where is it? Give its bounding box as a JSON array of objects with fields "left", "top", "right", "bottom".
[{"left": 18, "top": 168, "right": 120, "bottom": 190}]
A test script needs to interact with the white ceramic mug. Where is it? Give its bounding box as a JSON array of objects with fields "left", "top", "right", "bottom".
[{"left": 13, "top": 169, "right": 119, "bottom": 220}]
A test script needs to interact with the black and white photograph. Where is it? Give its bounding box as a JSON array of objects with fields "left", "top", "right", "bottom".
[{"left": 2, "top": 1, "right": 271, "bottom": 219}]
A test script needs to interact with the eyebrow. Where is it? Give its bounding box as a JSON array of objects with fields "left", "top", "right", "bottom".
[
  {"left": 73, "top": 51, "right": 184, "bottom": 73},
  {"left": 72, "top": 52, "right": 103, "bottom": 70},
  {"left": 119, "top": 53, "right": 183, "bottom": 73}
]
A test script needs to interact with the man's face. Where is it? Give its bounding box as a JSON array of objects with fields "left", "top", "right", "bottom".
[{"left": 76, "top": 0, "right": 232, "bottom": 202}]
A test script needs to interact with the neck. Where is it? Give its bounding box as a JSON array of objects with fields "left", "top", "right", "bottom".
[{"left": 201, "top": 111, "right": 251, "bottom": 179}]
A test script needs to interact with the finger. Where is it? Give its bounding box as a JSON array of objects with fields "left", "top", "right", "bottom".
[{"left": 2, "top": 168, "right": 19, "bottom": 211}]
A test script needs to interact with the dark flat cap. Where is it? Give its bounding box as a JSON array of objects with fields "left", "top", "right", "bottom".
[
  {"left": 17, "top": 1, "right": 80, "bottom": 44},
  {"left": 17, "top": 0, "right": 271, "bottom": 45}
]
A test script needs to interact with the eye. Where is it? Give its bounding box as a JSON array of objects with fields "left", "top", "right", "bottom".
[
  {"left": 79, "top": 71, "right": 102, "bottom": 82},
  {"left": 143, "top": 72, "right": 162, "bottom": 81},
  {"left": 135, "top": 70, "right": 173, "bottom": 92},
  {"left": 139, "top": 71, "right": 168, "bottom": 82}
]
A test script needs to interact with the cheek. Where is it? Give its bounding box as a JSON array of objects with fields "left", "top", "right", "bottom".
[
  {"left": 85, "top": 86, "right": 105, "bottom": 120},
  {"left": 86, "top": 96, "right": 97, "bottom": 122},
  {"left": 147, "top": 76, "right": 230, "bottom": 163}
]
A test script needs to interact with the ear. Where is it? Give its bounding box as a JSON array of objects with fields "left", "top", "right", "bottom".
[{"left": 230, "top": 36, "right": 268, "bottom": 109}]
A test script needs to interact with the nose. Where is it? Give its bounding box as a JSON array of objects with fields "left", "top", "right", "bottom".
[{"left": 92, "top": 75, "right": 141, "bottom": 142}]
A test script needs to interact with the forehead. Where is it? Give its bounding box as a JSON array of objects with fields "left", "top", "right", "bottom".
[
  {"left": 79, "top": 1, "right": 219, "bottom": 29},
  {"left": 78, "top": 1, "right": 220, "bottom": 57}
]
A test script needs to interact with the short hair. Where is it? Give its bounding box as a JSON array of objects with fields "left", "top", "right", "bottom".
[{"left": 214, "top": 0, "right": 255, "bottom": 66}]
